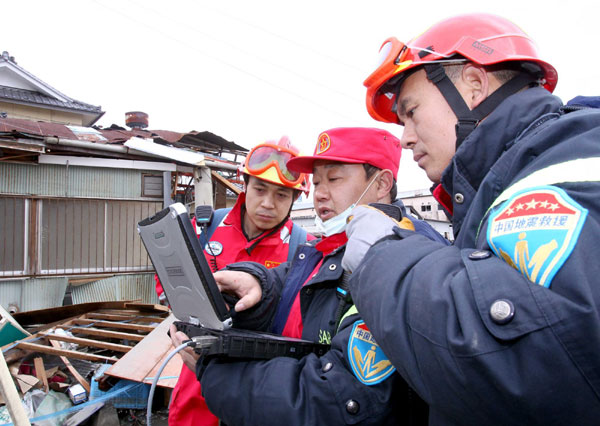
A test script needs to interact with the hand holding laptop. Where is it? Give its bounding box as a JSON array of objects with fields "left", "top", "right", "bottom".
[
  {"left": 170, "top": 324, "right": 199, "bottom": 371},
  {"left": 214, "top": 271, "right": 262, "bottom": 312}
]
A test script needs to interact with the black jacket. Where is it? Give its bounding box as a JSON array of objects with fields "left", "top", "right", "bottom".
[
  {"left": 198, "top": 210, "right": 447, "bottom": 425},
  {"left": 351, "top": 88, "right": 600, "bottom": 425}
]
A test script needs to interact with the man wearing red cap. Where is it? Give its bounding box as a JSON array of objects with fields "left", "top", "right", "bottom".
[{"left": 170, "top": 127, "right": 446, "bottom": 425}]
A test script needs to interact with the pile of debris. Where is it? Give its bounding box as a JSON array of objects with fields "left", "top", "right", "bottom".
[{"left": 0, "top": 301, "right": 179, "bottom": 425}]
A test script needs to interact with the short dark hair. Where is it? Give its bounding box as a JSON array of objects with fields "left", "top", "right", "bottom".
[
  {"left": 443, "top": 62, "right": 538, "bottom": 86},
  {"left": 363, "top": 164, "right": 398, "bottom": 201}
]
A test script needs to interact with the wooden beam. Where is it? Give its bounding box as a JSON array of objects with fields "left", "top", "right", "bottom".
[
  {"left": 212, "top": 170, "right": 242, "bottom": 195},
  {"left": 0, "top": 139, "right": 45, "bottom": 152},
  {"left": 15, "top": 342, "right": 118, "bottom": 364},
  {"left": 96, "top": 309, "right": 157, "bottom": 316},
  {"left": 71, "top": 319, "right": 155, "bottom": 333},
  {"left": 69, "top": 327, "right": 145, "bottom": 342},
  {"left": 85, "top": 313, "right": 166, "bottom": 323},
  {"left": 12, "top": 301, "right": 131, "bottom": 326},
  {"left": 124, "top": 302, "right": 170, "bottom": 313},
  {"left": 42, "top": 333, "right": 132, "bottom": 353},
  {"left": 49, "top": 340, "right": 90, "bottom": 392},
  {"left": 0, "top": 154, "right": 37, "bottom": 162},
  {"left": 33, "top": 357, "right": 49, "bottom": 392}
]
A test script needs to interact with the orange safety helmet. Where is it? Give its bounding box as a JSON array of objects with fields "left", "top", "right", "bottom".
[
  {"left": 240, "top": 136, "right": 310, "bottom": 196},
  {"left": 364, "top": 13, "right": 558, "bottom": 127}
]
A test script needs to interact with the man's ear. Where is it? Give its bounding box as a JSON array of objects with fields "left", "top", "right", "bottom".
[
  {"left": 375, "top": 170, "right": 394, "bottom": 200},
  {"left": 458, "top": 63, "right": 492, "bottom": 110}
]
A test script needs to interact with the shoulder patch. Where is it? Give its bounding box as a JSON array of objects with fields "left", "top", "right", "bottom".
[
  {"left": 486, "top": 185, "right": 588, "bottom": 288},
  {"left": 264, "top": 260, "right": 281, "bottom": 268},
  {"left": 347, "top": 320, "right": 395, "bottom": 385}
]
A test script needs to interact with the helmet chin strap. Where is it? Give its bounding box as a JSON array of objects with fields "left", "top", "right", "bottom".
[{"left": 423, "top": 63, "right": 539, "bottom": 150}]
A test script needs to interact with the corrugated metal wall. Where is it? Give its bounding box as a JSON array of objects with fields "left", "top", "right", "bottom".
[
  {"left": 0, "top": 163, "right": 163, "bottom": 311},
  {"left": 0, "top": 163, "right": 149, "bottom": 199},
  {"left": 70, "top": 273, "right": 159, "bottom": 304},
  {"left": 0, "top": 277, "right": 68, "bottom": 312}
]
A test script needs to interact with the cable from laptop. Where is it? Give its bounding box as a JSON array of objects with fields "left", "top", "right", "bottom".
[{"left": 146, "top": 336, "right": 218, "bottom": 426}]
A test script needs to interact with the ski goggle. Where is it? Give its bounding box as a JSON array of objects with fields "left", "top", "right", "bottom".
[
  {"left": 364, "top": 37, "right": 412, "bottom": 95},
  {"left": 364, "top": 37, "right": 467, "bottom": 123},
  {"left": 244, "top": 144, "right": 303, "bottom": 186}
]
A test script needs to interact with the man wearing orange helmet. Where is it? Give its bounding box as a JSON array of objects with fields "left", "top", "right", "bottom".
[
  {"left": 167, "top": 137, "right": 312, "bottom": 426},
  {"left": 343, "top": 13, "right": 600, "bottom": 424}
]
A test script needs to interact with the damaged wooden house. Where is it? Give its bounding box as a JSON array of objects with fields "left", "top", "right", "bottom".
[
  {"left": 0, "top": 50, "right": 248, "bottom": 423},
  {"left": 0, "top": 51, "right": 247, "bottom": 312}
]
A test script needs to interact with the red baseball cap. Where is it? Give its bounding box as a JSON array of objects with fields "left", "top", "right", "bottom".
[{"left": 287, "top": 127, "right": 402, "bottom": 176}]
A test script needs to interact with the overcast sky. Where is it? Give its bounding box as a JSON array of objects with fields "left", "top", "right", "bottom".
[{"left": 3, "top": 0, "right": 600, "bottom": 191}]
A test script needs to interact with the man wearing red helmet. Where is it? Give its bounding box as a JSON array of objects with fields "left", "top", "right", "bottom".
[
  {"left": 343, "top": 13, "right": 600, "bottom": 424},
  {"left": 170, "top": 127, "right": 447, "bottom": 425},
  {"left": 167, "top": 137, "right": 313, "bottom": 426}
]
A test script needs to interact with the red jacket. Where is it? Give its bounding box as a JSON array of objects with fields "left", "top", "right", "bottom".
[
  {"left": 281, "top": 233, "right": 348, "bottom": 339},
  {"left": 168, "top": 194, "right": 312, "bottom": 426}
]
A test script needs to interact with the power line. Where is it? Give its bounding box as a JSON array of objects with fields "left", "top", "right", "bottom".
[
  {"left": 90, "top": 0, "right": 362, "bottom": 122},
  {"left": 125, "top": 0, "right": 362, "bottom": 103},
  {"left": 184, "top": 0, "right": 365, "bottom": 74}
]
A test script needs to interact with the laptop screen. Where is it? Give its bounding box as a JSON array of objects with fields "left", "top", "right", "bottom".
[{"left": 137, "top": 203, "right": 232, "bottom": 331}]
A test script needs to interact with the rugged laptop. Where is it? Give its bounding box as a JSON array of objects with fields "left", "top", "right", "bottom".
[{"left": 137, "top": 203, "right": 329, "bottom": 360}]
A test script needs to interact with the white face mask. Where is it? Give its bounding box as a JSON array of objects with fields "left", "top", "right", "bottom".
[{"left": 314, "top": 171, "right": 381, "bottom": 237}]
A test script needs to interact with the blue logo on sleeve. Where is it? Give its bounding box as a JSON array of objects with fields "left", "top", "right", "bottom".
[
  {"left": 487, "top": 186, "right": 587, "bottom": 288},
  {"left": 347, "top": 320, "right": 395, "bottom": 385}
]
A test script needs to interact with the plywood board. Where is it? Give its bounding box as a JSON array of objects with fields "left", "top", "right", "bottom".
[{"left": 106, "top": 314, "right": 181, "bottom": 388}]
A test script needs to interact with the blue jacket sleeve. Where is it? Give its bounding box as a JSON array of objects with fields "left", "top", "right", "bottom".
[
  {"left": 223, "top": 261, "right": 291, "bottom": 331},
  {"left": 197, "top": 312, "right": 408, "bottom": 426},
  {"left": 350, "top": 227, "right": 600, "bottom": 425}
]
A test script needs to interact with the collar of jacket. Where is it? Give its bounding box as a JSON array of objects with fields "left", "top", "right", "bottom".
[
  {"left": 432, "top": 183, "right": 453, "bottom": 217},
  {"left": 439, "top": 87, "right": 563, "bottom": 234},
  {"left": 315, "top": 232, "right": 348, "bottom": 256}
]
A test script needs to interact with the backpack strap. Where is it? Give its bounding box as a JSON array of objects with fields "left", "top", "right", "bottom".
[
  {"left": 287, "top": 223, "right": 308, "bottom": 262},
  {"left": 334, "top": 271, "right": 354, "bottom": 331},
  {"left": 271, "top": 243, "right": 322, "bottom": 334}
]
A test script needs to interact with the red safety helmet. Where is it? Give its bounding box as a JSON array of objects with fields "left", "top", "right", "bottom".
[
  {"left": 240, "top": 136, "right": 310, "bottom": 196},
  {"left": 364, "top": 13, "right": 558, "bottom": 125}
]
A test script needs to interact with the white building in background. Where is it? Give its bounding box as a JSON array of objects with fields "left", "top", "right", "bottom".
[
  {"left": 291, "top": 188, "right": 453, "bottom": 241},
  {"left": 397, "top": 189, "right": 453, "bottom": 241},
  {"left": 290, "top": 200, "right": 320, "bottom": 235}
]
